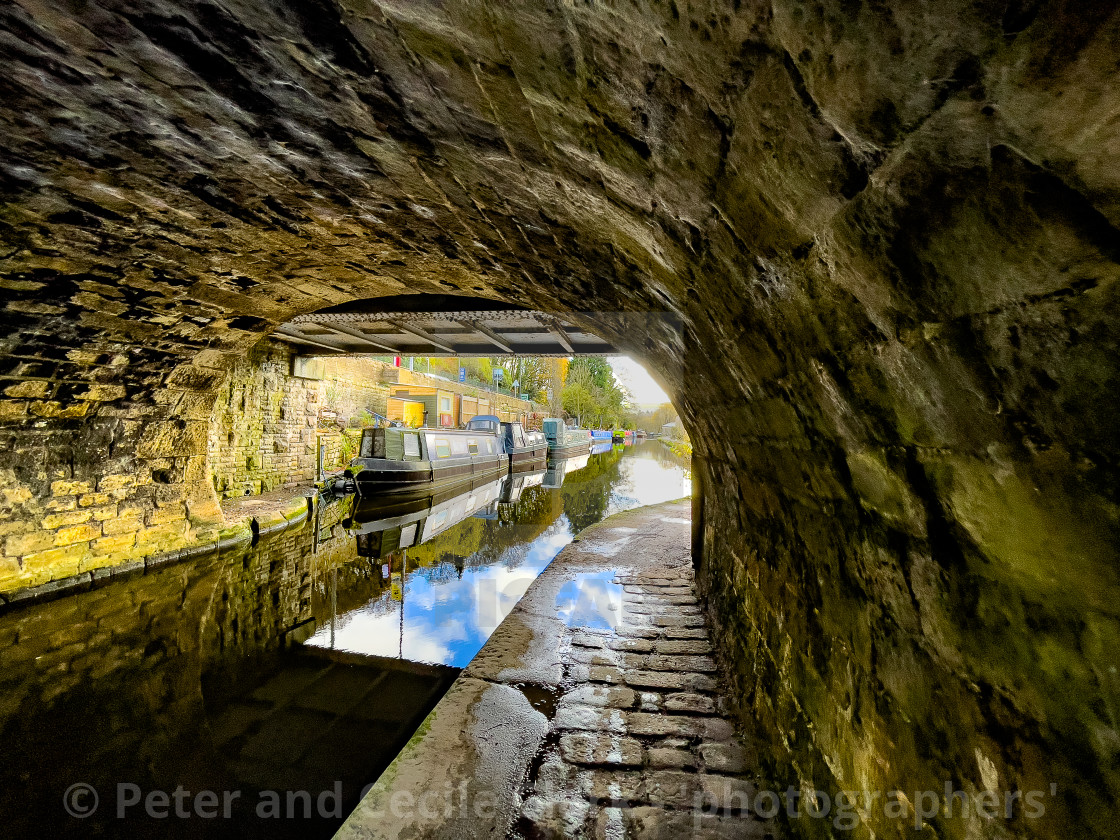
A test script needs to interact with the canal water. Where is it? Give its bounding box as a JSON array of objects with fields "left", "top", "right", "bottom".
[{"left": 0, "top": 440, "right": 689, "bottom": 840}]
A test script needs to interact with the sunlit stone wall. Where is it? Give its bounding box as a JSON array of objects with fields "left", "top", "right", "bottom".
[{"left": 206, "top": 341, "right": 390, "bottom": 499}]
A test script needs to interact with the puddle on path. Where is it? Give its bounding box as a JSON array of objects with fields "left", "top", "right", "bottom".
[{"left": 555, "top": 571, "right": 623, "bottom": 631}]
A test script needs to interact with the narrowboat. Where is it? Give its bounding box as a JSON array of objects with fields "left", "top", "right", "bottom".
[
  {"left": 347, "top": 426, "right": 508, "bottom": 497},
  {"left": 591, "top": 429, "right": 613, "bottom": 442},
  {"left": 543, "top": 418, "right": 593, "bottom": 458},
  {"left": 464, "top": 415, "right": 548, "bottom": 470}
]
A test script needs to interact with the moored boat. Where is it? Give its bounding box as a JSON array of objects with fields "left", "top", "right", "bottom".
[
  {"left": 543, "top": 418, "right": 592, "bottom": 458},
  {"left": 347, "top": 426, "right": 508, "bottom": 497},
  {"left": 464, "top": 415, "right": 548, "bottom": 471},
  {"left": 611, "top": 429, "right": 636, "bottom": 444}
]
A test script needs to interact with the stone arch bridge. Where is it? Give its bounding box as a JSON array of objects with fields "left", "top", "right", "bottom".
[{"left": 0, "top": 2, "right": 1118, "bottom": 837}]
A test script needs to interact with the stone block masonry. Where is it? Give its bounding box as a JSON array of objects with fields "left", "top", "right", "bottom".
[
  {"left": 1, "top": 3, "right": 1118, "bottom": 837},
  {"left": 0, "top": 339, "right": 340, "bottom": 595},
  {"left": 206, "top": 341, "right": 390, "bottom": 500},
  {"left": 0, "top": 335, "right": 536, "bottom": 597}
]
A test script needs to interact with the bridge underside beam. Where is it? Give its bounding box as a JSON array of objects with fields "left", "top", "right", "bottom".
[{"left": 278, "top": 309, "right": 619, "bottom": 356}]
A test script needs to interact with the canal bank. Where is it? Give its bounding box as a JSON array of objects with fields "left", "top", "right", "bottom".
[
  {"left": 0, "top": 485, "right": 314, "bottom": 611},
  {"left": 0, "top": 442, "right": 692, "bottom": 840},
  {"left": 336, "top": 498, "right": 778, "bottom": 840}
]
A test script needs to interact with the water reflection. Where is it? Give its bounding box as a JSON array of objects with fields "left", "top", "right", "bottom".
[
  {"left": 543, "top": 451, "right": 590, "bottom": 488},
  {"left": 0, "top": 513, "right": 457, "bottom": 840},
  {"left": 305, "top": 440, "right": 690, "bottom": 667},
  {"left": 591, "top": 440, "right": 614, "bottom": 456},
  {"left": 0, "top": 440, "right": 689, "bottom": 839},
  {"left": 556, "top": 571, "right": 623, "bottom": 630},
  {"left": 347, "top": 475, "right": 507, "bottom": 560}
]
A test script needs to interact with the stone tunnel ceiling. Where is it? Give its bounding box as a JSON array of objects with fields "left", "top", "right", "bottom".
[{"left": 1, "top": 1, "right": 1119, "bottom": 837}]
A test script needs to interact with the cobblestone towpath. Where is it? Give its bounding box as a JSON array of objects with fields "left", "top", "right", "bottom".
[{"left": 336, "top": 498, "right": 780, "bottom": 840}]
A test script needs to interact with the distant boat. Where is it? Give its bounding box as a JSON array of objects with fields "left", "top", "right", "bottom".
[
  {"left": 543, "top": 418, "right": 593, "bottom": 458},
  {"left": 464, "top": 415, "right": 548, "bottom": 471},
  {"left": 347, "top": 427, "right": 508, "bottom": 497}
]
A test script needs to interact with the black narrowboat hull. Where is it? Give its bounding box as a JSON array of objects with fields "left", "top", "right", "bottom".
[
  {"left": 347, "top": 473, "right": 506, "bottom": 533},
  {"left": 349, "top": 453, "right": 509, "bottom": 498}
]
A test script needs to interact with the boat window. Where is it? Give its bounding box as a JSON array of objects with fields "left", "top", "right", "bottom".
[
  {"left": 426, "top": 510, "right": 448, "bottom": 536},
  {"left": 450, "top": 436, "right": 468, "bottom": 455},
  {"left": 400, "top": 523, "right": 417, "bottom": 548},
  {"left": 467, "top": 439, "right": 479, "bottom": 454},
  {"left": 434, "top": 439, "right": 451, "bottom": 458},
  {"left": 485, "top": 439, "right": 493, "bottom": 454},
  {"left": 403, "top": 433, "right": 420, "bottom": 458}
]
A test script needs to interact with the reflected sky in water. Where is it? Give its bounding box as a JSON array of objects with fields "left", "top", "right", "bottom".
[
  {"left": 556, "top": 571, "right": 623, "bottom": 631},
  {"left": 305, "top": 442, "right": 689, "bottom": 666}
]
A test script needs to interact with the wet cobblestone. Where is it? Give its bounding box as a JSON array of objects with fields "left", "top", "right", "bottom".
[{"left": 512, "top": 555, "right": 779, "bottom": 839}]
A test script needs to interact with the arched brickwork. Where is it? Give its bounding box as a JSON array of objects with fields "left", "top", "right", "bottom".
[{"left": 1, "top": 2, "right": 1118, "bottom": 837}]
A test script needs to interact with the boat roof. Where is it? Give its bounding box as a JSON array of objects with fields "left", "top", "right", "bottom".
[
  {"left": 375, "top": 425, "right": 496, "bottom": 436},
  {"left": 472, "top": 414, "right": 500, "bottom": 423}
]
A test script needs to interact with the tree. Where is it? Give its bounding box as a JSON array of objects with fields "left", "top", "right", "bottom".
[
  {"left": 637, "top": 402, "right": 681, "bottom": 433},
  {"left": 561, "top": 381, "right": 595, "bottom": 426},
  {"left": 558, "top": 356, "right": 637, "bottom": 428},
  {"left": 496, "top": 357, "right": 552, "bottom": 402},
  {"left": 561, "top": 362, "right": 595, "bottom": 424},
  {"left": 567, "top": 357, "right": 614, "bottom": 391}
]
